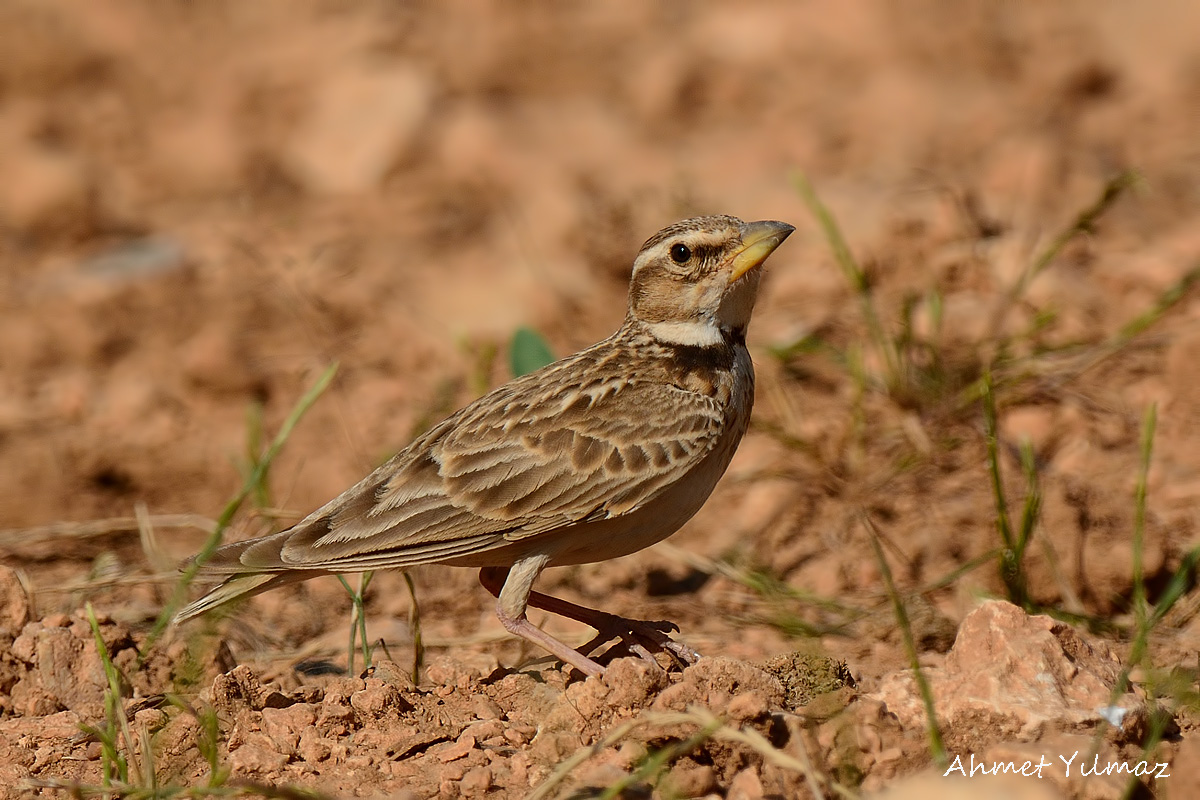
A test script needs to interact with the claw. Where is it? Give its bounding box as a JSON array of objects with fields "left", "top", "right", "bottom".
[
  {"left": 661, "top": 638, "right": 701, "bottom": 665},
  {"left": 571, "top": 611, "right": 699, "bottom": 670},
  {"left": 627, "top": 642, "right": 660, "bottom": 666}
]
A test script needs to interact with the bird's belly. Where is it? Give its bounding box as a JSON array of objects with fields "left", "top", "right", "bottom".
[
  {"left": 548, "top": 426, "right": 745, "bottom": 565},
  {"left": 547, "top": 355, "right": 753, "bottom": 566},
  {"left": 441, "top": 442, "right": 736, "bottom": 569}
]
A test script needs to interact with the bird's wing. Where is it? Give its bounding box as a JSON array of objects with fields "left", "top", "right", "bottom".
[{"left": 212, "top": 361, "right": 725, "bottom": 574}]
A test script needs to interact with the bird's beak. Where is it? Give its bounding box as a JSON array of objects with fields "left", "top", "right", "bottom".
[{"left": 729, "top": 220, "right": 795, "bottom": 283}]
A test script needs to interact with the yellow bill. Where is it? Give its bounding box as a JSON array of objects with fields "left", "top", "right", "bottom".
[{"left": 729, "top": 220, "right": 795, "bottom": 283}]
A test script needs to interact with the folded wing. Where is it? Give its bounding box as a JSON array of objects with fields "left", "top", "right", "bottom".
[{"left": 192, "top": 357, "right": 724, "bottom": 578}]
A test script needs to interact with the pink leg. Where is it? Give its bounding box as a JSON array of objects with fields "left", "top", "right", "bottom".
[
  {"left": 485, "top": 558, "right": 606, "bottom": 677},
  {"left": 493, "top": 601, "right": 605, "bottom": 678}
]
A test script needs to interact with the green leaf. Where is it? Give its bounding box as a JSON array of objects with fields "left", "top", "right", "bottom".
[{"left": 509, "top": 327, "right": 555, "bottom": 377}]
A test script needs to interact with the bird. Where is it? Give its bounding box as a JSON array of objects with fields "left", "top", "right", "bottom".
[{"left": 176, "top": 214, "right": 794, "bottom": 678}]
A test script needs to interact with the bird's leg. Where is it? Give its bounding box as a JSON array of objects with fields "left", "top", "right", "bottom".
[
  {"left": 479, "top": 566, "right": 700, "bottom": 671},
  {"left": 484, "top": 560, "right": 606, "bottom": 678}
]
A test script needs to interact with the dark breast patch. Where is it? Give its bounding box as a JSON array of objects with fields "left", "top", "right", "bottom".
[{"left": 661, "top": 341, "right": 736, "bottom": 397}]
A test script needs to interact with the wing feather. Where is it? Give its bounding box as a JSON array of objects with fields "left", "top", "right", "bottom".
[{"left": 197, "top": 349, "right": 726, "bottom": 576}]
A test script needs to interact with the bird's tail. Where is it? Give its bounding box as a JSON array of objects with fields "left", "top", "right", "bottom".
[
  {"left": 173, "top": 571, "right": 310, "bottom": 624},
  {"left": 173, "top": 527, "right": 319, "bottom": 624}
]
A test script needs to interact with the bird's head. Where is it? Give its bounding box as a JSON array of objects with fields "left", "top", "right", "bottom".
[{"left": 627, "top": 215, "right": 794, "bottom": 346}]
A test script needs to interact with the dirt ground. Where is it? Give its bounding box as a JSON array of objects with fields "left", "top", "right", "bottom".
[{"left": 2, "top": 2, "right": 1200, "bottom": 798}]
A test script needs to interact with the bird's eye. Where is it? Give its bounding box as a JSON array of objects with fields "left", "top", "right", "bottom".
[{"left": 669, "top": 243, "right": 692, "bottom": 264}]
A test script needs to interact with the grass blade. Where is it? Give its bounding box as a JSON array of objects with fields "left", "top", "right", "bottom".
[
  {"left": 793, "top": 172, "right": 901, "bottom": 391},
  {"left": 862, "top": 514, "right": 947, "bottom": 768},
  {"left": 403, "top": 571, "right": 425, "bottom": 683},
  {"left": 146, "top": 362, "right": 339, "bottom": 651}
]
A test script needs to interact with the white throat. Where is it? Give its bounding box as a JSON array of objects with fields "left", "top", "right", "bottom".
[{"left": 643, "top": 319, "right": 724, "bottom": 347}]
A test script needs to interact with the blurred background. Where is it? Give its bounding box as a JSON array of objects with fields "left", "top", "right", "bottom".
[{"left": 1, "top": 1, "right": 1199, "bottom": 792}]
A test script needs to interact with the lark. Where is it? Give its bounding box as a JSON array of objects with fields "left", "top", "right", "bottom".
[{"left": 177, "top": 215, "right": 794, "bottom": 677}]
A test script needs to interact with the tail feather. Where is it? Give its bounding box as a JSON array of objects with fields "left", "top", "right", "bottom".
[
  {"left": 172, "top": 526, "right": 307, "bottom": 624},
  {"left": 184, "top": 529, "right": 293, "bottom": 576},
  {"left": 173, "top": 571, "right": 310, "bottom": 624}
]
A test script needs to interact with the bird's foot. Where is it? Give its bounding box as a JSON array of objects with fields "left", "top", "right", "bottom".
[{"left": 577, "top": 612, "right": 700, "bottom": 670}]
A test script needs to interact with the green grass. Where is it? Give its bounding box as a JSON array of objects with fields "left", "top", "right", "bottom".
[
  {"left": 145, "top": 362, "right": 340, "bottom": 652},
  {"left": 763, "top": 172, "right": 1193, "bottom": 621},
  {"left": 48, "top": 605, "right": 237, "bottom": 798},
  {"left": 1097, "top": 403, "right": 1200, "bottom": 800},
  {"left": 337, "top": 571, "right": 375, "bottom": 675},
  {"left": 55, "top": 366, "right": 346, "bottom": 799},
  {"left": 402, "top": 571, "right": 425, "bottom": 683},
  {"left": 981, "top": 369, "right": 1040, "bottom": 611},
  {"left": 863, "top": 516, "right": 947, "bottom": 769},
  {"left": 707, "top": 172, "right": 1200, "bottom": 792},
  {"left": 83, "top": 603, "right": 142, "bottom": 792}
]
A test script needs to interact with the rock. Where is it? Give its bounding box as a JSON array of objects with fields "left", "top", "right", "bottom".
[
  {"left": 261, "top": 704, "right": 318, "bottom": 755},
  {"left": 459, "top": 765, "right": 493, "bottom": 796},
  {"left": 601, "top": 656, "right": 670, "bottom": 708},
  {"left": 683, "top": 657, "right": 786, "bottom": 708},
  {"left": 0, "top": 567, "right": 32, "bottom": 635},
  {"left": 424, "top": 653, "right": 498, "bottom": 688},
  {"left": 552, "top": 677, "right": 609, "bottom": 727},
  {"left": 460, "top": 718, "right": 503, "bottom": 744},
  {"left": 726, "top": 691, "right": 769, "bottom": 722},
  {"left": 228, "top": 741, "right": 290, "bottom": 775},
  {"left": 283, "top": 61, "right": 434, "bottom": 194},
  {"left": 663, "top": 760, "right": 717, "bottom": 797},
  {"left": 984, "top": 735, "right": 1131, "bottom": 800},
  {"left": 369, "top": 659, "right": 418, "bottom": 692},
  {"left": 350, "top": 677, "right": 413, "bottom": 717},
  {"left": 0, "top": 117, "right": 92, "bottom": 233},
  {"left": 297, "top": 728, "right": 333, "bottom": 763},
  {"left": 653, "top": 679, "right": 705, "bottom": 712},
  {"left": 435, "top": 733, "right": 476, "bottom": 763},
  {"left": 0, "top": 710, "right": 87, "bottom": 782},
  {"left": 132, "top": 707, "right": 168, "bottom": 732},
  {"left": 320, "top": 676, "right": 365, "bottom": 707},
  {"left": 471, "top": 696, "right": 504, "bottom": 720},
  {"left": 1168, "top": 735, "right": 1200, "bottom": 798},
  {"left": 870, "top": 601, "right": 1132, "bottom": 739},
  {"left": 727, "top": 767, "right": 766, "bottom": 800},
  {"left": 575, "top": 762, "right": 628, "bottom": 792},
  {"left": 210, "top": 664, "right": 269, "bottom": 713},
  {"left": 9, "top": 622, "right": 107, "bottom": 718}
]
